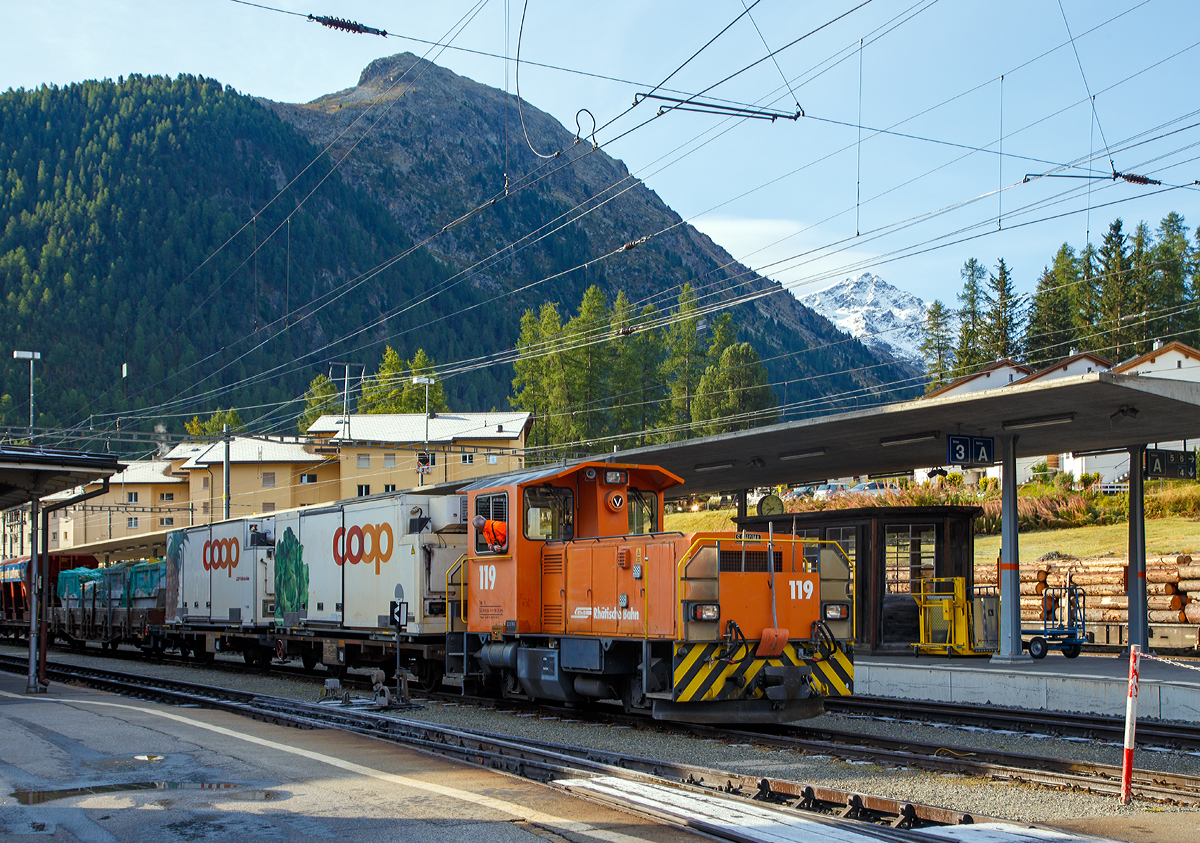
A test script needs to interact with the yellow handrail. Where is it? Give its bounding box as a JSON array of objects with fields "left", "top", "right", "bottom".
[{"left": 444, "top": 553, "right": 468, "bottom": 633}]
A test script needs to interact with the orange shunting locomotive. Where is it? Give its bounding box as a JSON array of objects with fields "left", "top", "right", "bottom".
[{"left": 446, "top": 461, "right": 854, "bottom": 723}]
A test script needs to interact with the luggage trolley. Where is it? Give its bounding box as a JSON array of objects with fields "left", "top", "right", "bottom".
[
  {"left": 1022, "top": 585, "right": 1087, "bottom": 659},
  {"left": 911, "top": 577, "right": 998, "bottom": 657}
]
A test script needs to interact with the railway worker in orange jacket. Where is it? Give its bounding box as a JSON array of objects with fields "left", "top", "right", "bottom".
[{"left": 472, "top": 514, "right": 508, "bottom": 552}]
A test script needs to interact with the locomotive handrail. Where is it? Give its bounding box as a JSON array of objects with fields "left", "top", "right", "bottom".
[
  {"left": 444, "top": 553, "right": 468, "bottom": 633},
  {"left": 674, "top": 535, "right": 851, "bottom": 639},
  {"left": 544, "top": 530, "right": 685, "bottom": 545}
]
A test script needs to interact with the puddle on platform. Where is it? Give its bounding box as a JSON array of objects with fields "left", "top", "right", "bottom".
[{"left": 12, "top": 781, "right": 239, "bottom": 804}]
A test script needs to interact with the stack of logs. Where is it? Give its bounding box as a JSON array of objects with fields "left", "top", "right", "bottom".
[{"left": 975, "top": 555, "right": 1200, "bottom": 625}]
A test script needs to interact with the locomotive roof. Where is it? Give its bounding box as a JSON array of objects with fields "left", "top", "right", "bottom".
[{"left": 456, "top": 461, "right": 682, "bottom": 493}]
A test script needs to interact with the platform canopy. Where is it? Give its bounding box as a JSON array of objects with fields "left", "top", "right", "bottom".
[
  {"left": 0, "top": 445, "right": 122, "bottom": 511},
  {"left": 612, "top": 372, "right": 1200, "bottom": 495}
]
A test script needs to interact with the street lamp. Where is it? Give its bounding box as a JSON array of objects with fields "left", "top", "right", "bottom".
[
  {"left": 413, "top": 376, "right": 434, "bottom": 486},
  {"left": 13, "top": 351, "right": 40, "bottom": 438}
]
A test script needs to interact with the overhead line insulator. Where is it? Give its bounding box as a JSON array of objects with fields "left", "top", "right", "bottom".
[{"left": 308, "top": 14, "right": 388, "bottom": 37}]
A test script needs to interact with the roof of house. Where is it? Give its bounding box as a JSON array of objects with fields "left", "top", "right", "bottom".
[
  {"left": 1018, "top": 351, "right": 1114, "bottom": 384},
  {"left": 98, "top": 459, "right": 187, "bottom": 486},
  {"left": 306, "top": 412, "right": 531, "bottom": 444},
  {"left": 1110, "top": 340, "right": 1200, "bottom": 374},
  {"left": 923, "top": 358, "right": 1034, "bottom": 399},
  {"left": 174, "top": 437, "right": 328, "bottom": 469}
]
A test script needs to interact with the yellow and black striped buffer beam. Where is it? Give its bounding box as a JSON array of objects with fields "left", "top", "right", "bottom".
[
  {"left": 672, "top": 642, "right": 811, "bottom": 702},
  {"left": 809, "top": 643, "right": 854, "bottom": 697}
]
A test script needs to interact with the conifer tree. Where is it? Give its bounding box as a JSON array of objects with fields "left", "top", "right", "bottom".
[
  {"left": 185, "top": 408, "right": 245, "bottom": 436},
  {"left": 692, "top": 342, "right": 775, "bottom": 435},
  {"left": 1073, "top": 243, "right": 1102, "bottom": 352},
  {"left": 663, "top": 284, "right": 708, "bottom": 439},
  {"left": 298, "top": 374, "right": 340, "bottom": 432},
  {"left": 919, "top": 300, "right": 955, "bottom": 390},
  {"left": 562, "top": 286, "right": 612, "bottom": 445},
  {"left": 954, "top": 258, "right": 988, "bottom": 376},
  {"left": 512, "top": 303, "right": 565, "bottom": 450},
  {"left": 1098, "top": 219, "right": 1133, "bottom": 360},
  {"left": 1024, "top": 263, "right": 1074, "bottom": 368},
  {"left": 360, "top": 346, "right": 447, "bottom": 414},
  {"left": 982, "top": 258, "right": 1023, "bottom": 361},
  {"left": 609, "top": 293, "right": 666, "bottom": 447},
  {"left": 1152, "top": 213, "right": 1190, "bottom": 344}
]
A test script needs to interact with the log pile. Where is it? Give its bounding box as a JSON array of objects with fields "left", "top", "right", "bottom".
[{"left": 976, "top": 554, "right": 1200, "bottom": 625}]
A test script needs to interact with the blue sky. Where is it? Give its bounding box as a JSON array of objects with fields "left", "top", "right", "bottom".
[{"left": 4, "top": 0, "right": 1198, "bottom": 307}]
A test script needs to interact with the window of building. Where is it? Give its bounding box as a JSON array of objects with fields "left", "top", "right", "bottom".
[
  {"left": 523, "top": 487, "right": 573, "bottom": 541},
  {"left": 357, "top": 454, "right": 370, "bottom": 469},
  {"left": 357, "top": 484, "right": 370, "bottom": 497},
  {"left": 300, "top": 473, "right": 317, "bottom": 484},
  {"left": 202, "top": 502, "right": 210, "bottom": 515},
  {"left": 159, "top": 517, "right": 174, "bottom": 527},
  {"left": 63, "top": 532, "right": 68, "bottom": 542},
  {"left": 474, "top": 492, "right": 509, "bottom": 553},
  {"left": 384, "top": 484, "right": 397, "bottom": 493},
  {"left": 262, "top": 503, "right": 275, "bottom": 513},
  {"left": 884, "top": 524, "right": 936, "bottom": 594},
  {"left": 160, "top": 492, "right": 175, "bottom": 502},
  {"left": 418, "top": 452, "right": 436, "bottom": 468},
  {"left": 127, "top": 517, "right": 139, "bottom": 529},
  {"left": 461, "top": 454, "right": 474, "bottom": 465},
  {"left": 384, "top": 453, "right": 396, "bottom": 468},
  {"left": 487, "top": 455, "right": 499, "bottom": 465},
  {"left": 51, "top": 532, "right": 57, "bottom": 541},
  {"left": 262, "top": 472, "right": 276, "bottom": 487},
  {"left": 202, "top": 476, "right": 210, "bottom": 489},
  {"left": 127, "top": 491, "right": 138, "bottom": 503},
  {"left": 51, "top": 510, "right": 58, "bottom": 520}
]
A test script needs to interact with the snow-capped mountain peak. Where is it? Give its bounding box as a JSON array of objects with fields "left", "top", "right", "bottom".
[{"left": 798, "top": 272, "right": 929, "bottom": 365}]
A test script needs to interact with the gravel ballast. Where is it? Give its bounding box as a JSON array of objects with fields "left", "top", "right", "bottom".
[{"left": 5, "top": 642, "right": 1198, "bottom": 827}]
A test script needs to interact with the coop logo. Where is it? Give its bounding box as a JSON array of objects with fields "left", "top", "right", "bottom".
[
  {"left": 333, "top": 523, "right": 394, "bottom": 574},
  {"left": 203, "top": 538, "right": 240, "bottom": 577}
]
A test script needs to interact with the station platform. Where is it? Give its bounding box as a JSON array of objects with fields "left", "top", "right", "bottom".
[
  {"left": 0, "top": 672, "right": 694, "bottom": 843},
  {"left": 858, "top": 651, "right": 1200, "bottom": 721}
]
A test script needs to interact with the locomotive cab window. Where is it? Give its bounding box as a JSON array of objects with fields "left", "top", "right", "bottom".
[
  {"left": 627, "top": 488, "right": 658, "bottom": 534},
  {"left": 523, "top": 486, "right": 574, "bottom": 541},
  {"left": 474, "top": 492, "right": 509, "bottom": 554}
]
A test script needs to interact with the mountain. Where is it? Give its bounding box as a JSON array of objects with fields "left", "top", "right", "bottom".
[
  {"left": 798, "top": 273, "right": 930, "bottom": 366},
  {"left": 0, "top": 56, "right": 919, "bottom": 439}
]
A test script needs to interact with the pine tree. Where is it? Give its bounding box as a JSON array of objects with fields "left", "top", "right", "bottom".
[
  {"left": 609, "top": 292, "right": 666, "bottom": 448},
  {"left": 360, "top": 347, "right": 447, "bottom": 414},
  {"left": 562, "top": 286, "right": 612, "bottom": 445},
  {"left": 394, "top": 349, "right": 449, "bottom": 414},
  {"left": 954, "top": 258, "right": 988, "bottom": 376},
  {"left": 512, "top": 303, "right": 568, "bottom": 451},
  {"left": 692, "top": 342, "right": 775, "bottom": 435},
  {"left": 919, "top": 300, "right": 955, "bottom": 391},
  {"left": 663, "top": 284, "right": 708, "bottom": 439},
  {"left": 297, "top": 373, "right": 340, "bottom": 433},
  {"left": 1073, "top": 243, "right": 1102, "bottom": 352},
  {"left": 982, "top": 258, "right": 1023, "bottom": 361},
  {"left": 1152, "top": 212, "right": 1190, "bottom": 344},
  {"left": 185, "top": 408, "right": 246, "bottom": 436},
  {"left": 1098, "top": 219, "right": 1133, "bottom": 360},
  {"left": 1023, "top": 262, "right": 1075, "bottom": 368}
]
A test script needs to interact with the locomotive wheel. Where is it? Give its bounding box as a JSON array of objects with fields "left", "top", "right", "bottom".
[
  {"left": 411, "top": 658, "right": 441, "bottom": 693},
  {"left": 301, "top": 651, "right": 319, "bottom": 672},
  {"left": 326, "top": 664, "right": 346, "bottom": 680},
  {"left": 242, "top": 649, "right": 255, "bottom": 666},
  {"left": 194, "top": 648, "right": 215, "bottom": 664}
]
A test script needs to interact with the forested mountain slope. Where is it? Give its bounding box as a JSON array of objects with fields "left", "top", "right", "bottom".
[{"left": 0, "top": 56, "right": 915, "bottom": 434}]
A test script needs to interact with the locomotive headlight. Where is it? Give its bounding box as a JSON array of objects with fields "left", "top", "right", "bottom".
[
  {"left": 823, "top": 603, "right": 850, "bottom": 620},
  {"left": 691, "top": 603, "right": 720, "bottom": 622}
]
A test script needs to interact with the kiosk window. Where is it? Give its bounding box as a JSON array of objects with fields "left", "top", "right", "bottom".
[{"left": 885, "top": 524, "right": 935, "bottom": 593}]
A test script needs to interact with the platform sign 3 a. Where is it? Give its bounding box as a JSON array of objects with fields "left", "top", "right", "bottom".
[
  {"left": 947, "top": 435, "right": 995, "bottom": 467},
  {"left": 1144, "top": 449, "right": 1197, "bottom": 480}
]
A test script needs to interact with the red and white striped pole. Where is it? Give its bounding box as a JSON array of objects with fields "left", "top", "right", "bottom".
[{"left": 1120, "top": 644, "right": 1142, "bottom": 804}]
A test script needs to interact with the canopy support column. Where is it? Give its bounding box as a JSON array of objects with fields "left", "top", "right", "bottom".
[
  {"left": 992, "top": 433, "right": 1030, "bottom": 664},
  {"left": 1128, "top": 445, "right": 1148, "bottom": 651}
]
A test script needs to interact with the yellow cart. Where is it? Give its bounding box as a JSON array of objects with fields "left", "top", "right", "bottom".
[{"left": 911, "top": 577, "right": 998, "bottom": 657}]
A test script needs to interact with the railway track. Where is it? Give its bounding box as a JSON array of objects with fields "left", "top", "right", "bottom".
[
  {"left": 0, "top": 653, "right": 988, "bottom": 834},
  {"left": 826, "top": 695, "right": 1200, "bottom": 752},
  {"left": 9, "top": 648, "right": 1199, "bottom": 810}
]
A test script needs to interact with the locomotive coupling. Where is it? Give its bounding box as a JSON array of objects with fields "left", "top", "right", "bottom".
[{"left": 761, "top": 663, "right": 814, "bottom": 701}]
